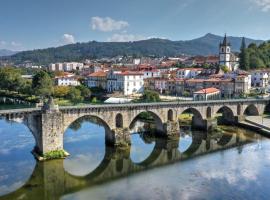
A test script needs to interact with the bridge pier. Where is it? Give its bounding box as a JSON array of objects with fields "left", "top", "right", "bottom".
[
  {"left": 192, "top": 117, "right": 217, "bottom": 131},
  {"left": 164, "top": 120, "right": 180, "bottom": 139},
  {"left": 31, "top": 99, "right": 68, "bottom": 160},
  {"left": 235, "top": 115, "right": 246, "bottom": 123},
  {"left": 107, "top": 128, "right": 131, "bottom": 147}
]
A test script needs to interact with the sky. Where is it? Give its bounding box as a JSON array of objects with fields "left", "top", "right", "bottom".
[{"left": 0, "top": 0, "right": 270, "bottom": 51}]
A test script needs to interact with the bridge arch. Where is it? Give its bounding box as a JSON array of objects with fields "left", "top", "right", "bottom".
[
  {"left": 244, "top": 104, "right": 259, "bottom": 116},
  {"left": 0, "top": 114, "right": 42, "bottom": 155},
  {"left": 63, "top": 114, "right": 115, "bottom": 148},
  {"left": 180, "top": 107, "right": 204, "bottom": 129},
  {"left": 215, "top": 106, "right": 235, "bottom": 124},
  {"left": 129, "top": 111, "right": 165, "bottom": 134}
]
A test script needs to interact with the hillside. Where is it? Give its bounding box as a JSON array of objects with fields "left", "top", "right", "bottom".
[
  {"left": 1, "top": 33, "right": 264, "bottom": 65},
  {"left": 0, "top": 49, "right": 18, "bottom": 57}
]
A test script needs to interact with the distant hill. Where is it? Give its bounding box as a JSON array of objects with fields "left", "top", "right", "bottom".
[
  {"left": 1, "top": 33, "right": 264, "bottom": 65},
  {"left": 0, "top": 49, "right": 18, "bottom": 57}
]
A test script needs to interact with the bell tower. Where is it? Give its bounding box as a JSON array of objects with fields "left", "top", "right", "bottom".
[{"left": 219, "top": 34, "right": 232, "bottom": 70}]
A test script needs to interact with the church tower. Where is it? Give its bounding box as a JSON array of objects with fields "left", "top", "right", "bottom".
[{"left": 219, "top": 34, "right": 232, "bottom": 70}]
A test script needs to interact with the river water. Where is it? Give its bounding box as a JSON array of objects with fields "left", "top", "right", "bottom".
[{"left": 0, "top": 117, "right": 270, "bottom": 200}]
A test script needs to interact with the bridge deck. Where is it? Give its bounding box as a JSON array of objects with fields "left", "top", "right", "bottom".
[{"left": 0, "top": 98, "right": 268, "bottom": 115}]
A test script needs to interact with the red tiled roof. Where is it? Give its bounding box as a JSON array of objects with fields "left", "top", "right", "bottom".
[
  {"left": 186, "top": 79, "right": 204, "bottom": 83},
  {"left": 88, "top": 71, "right": 107, "bottom": 77},
  {"left": 119, "top": 71, "right": 143, "bottom": 76},
  {"left": 177, "top": 68, "right": 203, "bottom": 71},
  {"left": 194, "top": 87, "right": 220, "bottom": 94}
]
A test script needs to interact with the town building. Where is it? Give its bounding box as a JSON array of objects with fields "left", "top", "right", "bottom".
[
  {"left": 176, "top": 68, "right": 203, "bottom": 79},
  {"left": 167, "top": 78, "right": 185, "bottom": 96},
  {"left": 193, "top": 88, "right": 221, "bottom": 101},
  {"left": 49, "top": 62, "right": 84, "bottom": 72},
  {"left": 49, "top": 63, "right": 63, "bottom": 71},
  {"left": 87, "top": 71, "right": 107, "bottom": 90},
  {"left": 107, "top": 70, "right": 144, "bottom": 96},
  {"left": 138, "top": 65, "right": 161, "bottom": 79},
  {"left": 63, "top": 62, "right": 84, "bottom": 71},
  {"left": 235, "top": 75, "right": 252, "bottom": 95},
  {"left": 251, "top": 70, "right": 269, "bottom": 88},
  {"left": 54, "top": 73, "right": 80, "bottom": 86}
]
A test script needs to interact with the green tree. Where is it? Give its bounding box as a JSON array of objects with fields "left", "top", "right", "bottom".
[
  {"left": 75, "top": 85, "right": 91, "bottom": 99},
  {"left": 0, "top": 67, "right": 25, "bottom": 92},
  {"left": 141, "top": 90, "right": 160, "bottom": 102},
  {"left": 91, "top": 97, "right": 98, "bottom": 104},
  {"left": 54, "top": 86, "right": 70, "bottom": 98},
  {"left": 32, "top": 70, "right": 53, "bottom": 98},
  {"left": 220, "top": 65, "right": 230, "bottom": 73},
  {"left": 239, "top": 37, "right": 249, "bottom": 70},
  {"left": 67, "top": 87, "right": 83, "bottom": 103}
]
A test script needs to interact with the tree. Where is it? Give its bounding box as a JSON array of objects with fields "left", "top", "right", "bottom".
[
  {"left": 220, "top": 65, "right": 229, "bottom": 73},
  {"left": 239, "top": 37, "right": 249, "bottom": 70},
  {"left": 67, "top": 87, "right": 83, "bottom": 103},
  {"left": 54, "top": 86, "right": 70, "bottom": 98},
  {"left": 32, "top": 70, "right": 53, "bottom": 98},
  {"left": 0, "top": 67, "right": 25, "bottom": 92},
  {"left": 75, "top": 85, "right": 91, "bottom": 99},
  {"left": 141, "top": 90, "right": 160, "bottom": 102}
]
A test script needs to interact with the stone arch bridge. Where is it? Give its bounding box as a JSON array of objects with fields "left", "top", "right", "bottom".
[{"left": 0, "top": 98, "right": 268, "bottom": 158}]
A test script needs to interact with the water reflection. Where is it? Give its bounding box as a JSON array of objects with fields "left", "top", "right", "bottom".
[
  {"left": 1, "top": 116, "right": 269, "bottom": 200},
  {"left": 0, "top": 119, "right": 35, "bottom": 196},
  {"left": 63, "top": 117, "right": 106, "bottom": 177},
  {"left": 130, "top": 120, "right": 156, "bottom": 163},
  {"left": 0, "top": 124, "right": 262, "bottom": 200},
  {"left": 178, "top": 126, "right": 193, "bottom": 153}
]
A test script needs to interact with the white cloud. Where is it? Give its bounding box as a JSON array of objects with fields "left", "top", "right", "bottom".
[
  {"left": 62, "top": 34, "right": 75, "bottom": 45},
  {"left": 11, "top": 41, "right": 21, "bottom": 47},
  {"left": 107, "top": 33, "right": 146, "bottom": 42},
  {"left": 91, "top": 17, "right": 129, "bottom": 32},
  {"left": 0, "top": 40, "right": 23, "bottom": 50},
  {"left": 0, "top": 40, "right": 7, "bottom": 46},
  {"left": 251, "top": 0, "right": 270, "bottom": 11}
]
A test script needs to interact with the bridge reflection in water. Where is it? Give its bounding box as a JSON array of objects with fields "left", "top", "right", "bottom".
[{"left": 0, "top": 127, "right": 258, "bottom": 200}]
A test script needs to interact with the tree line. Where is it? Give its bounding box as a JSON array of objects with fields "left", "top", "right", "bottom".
[
  {"left": 239, "top": 38, "right": 270, "bottom": 70},
  {"left": 0, "top": 67, "right": 91, "bottom": 104}
]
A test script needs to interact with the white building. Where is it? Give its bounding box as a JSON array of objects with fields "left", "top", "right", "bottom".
[
  {"left": 251, "top": 70, "right": 269, "bottom": 88},
  {"left": 107, "top": 70, "right": 144, "bottom": 95},
  {"left": 224, "top": 70, "right": 252, "bottom": 94},
  {"left": 49, "top": 62, "right": 84, "bottom": 72},
  {"left": 176, "top": 68, "right": 203, "bottom": 79},
  {"left": 193, "top": 88, "right": 221, "bottom": 101},
  {"left": 139, "top": 66, "right": 161, "bottom": 79},
  {"left": 55, "top": 73, "right": 80, "bottom": 86},
  {"left": 87, "top": 71, "right": 107, "bottom": 89},
  {"left": 63, "top": 62, "right": 84, "bottom": 71},
  {"left": 49, "top": 63, "right": 63, "bottom": 71},
  {"left": 219, "top": 34, "right": 239, "bottom": 71}
]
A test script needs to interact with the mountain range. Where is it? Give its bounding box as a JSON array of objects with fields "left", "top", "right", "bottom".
[
  {"left": 0, "top": 49, "right": 18, "bottom": 57},
  {"left": 0, "top": 33, "right": 265, "bottom": 65}
]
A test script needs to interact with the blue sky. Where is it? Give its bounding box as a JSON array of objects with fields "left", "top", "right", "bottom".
[{"left": 0, "top": 0, "right": 270, "bottom": 51}]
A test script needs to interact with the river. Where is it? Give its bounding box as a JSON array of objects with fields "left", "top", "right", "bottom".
[{"left": 0, "top": 117, "right": 270, "bottom": 200}]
